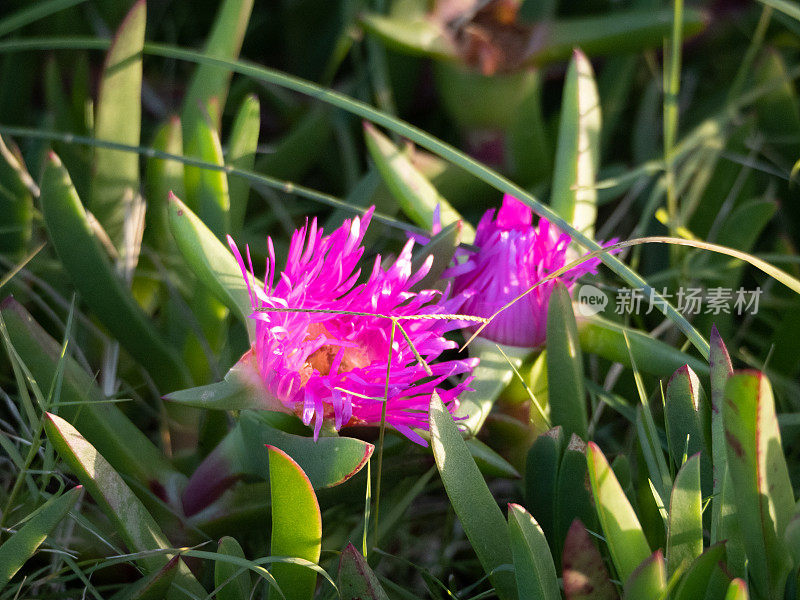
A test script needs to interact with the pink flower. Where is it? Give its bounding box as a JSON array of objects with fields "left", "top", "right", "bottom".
[
  {"left": 228, "top": 208, "right": 477, "bottom": 445},
  {"left": 449, "top": 194, "right": 604, "bottom": 348}
]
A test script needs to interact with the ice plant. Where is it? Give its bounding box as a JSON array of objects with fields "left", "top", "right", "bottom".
[
  {"left": 228, "top": 207, "right": 477, "bottom": 445},
  {"left": 449, "top": 194, "right": 604, "bottom": 348}
]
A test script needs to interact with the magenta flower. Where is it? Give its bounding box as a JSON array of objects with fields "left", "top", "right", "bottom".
[
  {"left": 228, "top": 208, "right": 477, "bottom": 445},
  {"left": 449, "top": 194, "right": 604, "bottom": 348}
]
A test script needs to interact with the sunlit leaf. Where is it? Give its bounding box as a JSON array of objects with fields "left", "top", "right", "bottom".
[
  {"left": 429, "top": 392, "right": 518, "bottom": 600},
  {"left": 268, "top": 445, "right": 322, "bottom": 600}
]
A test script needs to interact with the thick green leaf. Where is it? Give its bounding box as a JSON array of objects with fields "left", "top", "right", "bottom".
[
  {"left": 184, "top": 113, "right": 230, "bottom": 239},
  {"left": 255, "top": 107, "right": 332, "bottom": 182},
  {"left": 0, "top": 298, "right": 176, "bottom": 485},
  {"left": 0, "top": 136, "right": 33, "bottom": 256},
  {"left": 359, "top": 13, "right": 454, "bottom": 61},
  {"left": 227, "top": 94, "right": 260, "bottom": 237},
  {"left": 507, "top": 70, "right": 551, "bottom": 186},
  {"left": 44, "top": 413, "right": 205, "bottom": 598},
  {"left": 723, "top": 371, "right": 794, "bottom": 599},
  {"left": 181, "top": 0, "right": 254, "bottom": 132},
  {"left": 90, "top": 0, "right": 144, "bottom": 245},
  {"left": 361, "top": 9, "right": 705, "bottom": 68},
  {"left": 525, "top": 427, "right": 564, "bottom": 549},
  {"left": 144, "top": 116, "right": 184, "bottom": 249},
  {"left": 168, "top": 194, "right": 258, "bottom": 331},
  {"left": 181, "top": 412, "right": 373, "bottom": 515},
  {"left": 410, "top": 220, "right": 461, "bottom": 292},
  {"left": 429, "top": 392, "right": 518, "bottom": 600},
  {"left": 555, "top": 435, "right": 597, "bottom": 563},
  {"left": 433, "top": 62, "right": 542, "bottom": 130},
  {"left": 724, "top": 579, "right": 749, "bottom": 600},
  {"left": 456, "top": 337, "right": 531, "bottom": 435},
  {"left": 0, "top": 487, "right": 81, "bottom": 589},
  {"left": 784, "top": 515, "right": 800, "bottom": 600},
  {"left": 364, "top": 123, "right": 475, "bottom": 243},
  {"left": 622, "top": 551, "right": 666, "bottom": 599},
  {"left": 550, "top": 49, "right": 600, "bottom": 237},
  {"left": 268, "top": 446, "right": 321, "bottom": 600},
  {"left": 241, "top": 412, "right": 373, "bottom": 488},
  {"left": 338, "top": 543, "right": 390, "bottom": 600},
  {"left": 547, "top": 281, "right": 588, "bottom": 440},
  {"left": 587, "top": 442, "right": 651, "bottom": 582},
  {"left": 215, "top": 537, "right": 251, "bottom": 600},
  {"left": 562, "top": 519, "right": 618, "bottom": 600},
  {"left": 709, "top": 326, "right": 742, "bottom": 576},
  {"left": 666, "top": 454, "right": 703, "bottom": 577},
  {"left": 164, "top": 353, "right": 269, "bottom": 411},
  {"left": 672, "top": 543, "right": 726, "bottom": 600},
  {"left": 508, "top": 504, "right": 560, "bottom": 600},
  {"left": 665, "top": 366, "right": 707, "bottom": 465},
  {"left": 532, "top": 9, "right": 706, "bottom": 65},
  {"left": 40, "top": 153, "right": 190, "bottom": 391},
  {"left": 467, "top": 438, "right": 520, "bottom": 479},
  {"left": 109, "top": 557, "right": 179, "bottom": 600},
  {"left": 577, "top": 315, "right": 709, "bottom": 378}
]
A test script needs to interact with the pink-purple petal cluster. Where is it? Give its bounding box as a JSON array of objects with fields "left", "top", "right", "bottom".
[
  {"left": 228, "top": 208, "right": 476, "bottom": 445},
  {"left": 449, "top": 194, "right": 604, "bottom": 348}
]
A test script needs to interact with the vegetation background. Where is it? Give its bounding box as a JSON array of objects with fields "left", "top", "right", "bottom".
[{"left": 0, "top": 0, "right": 799, "bottom": 598}]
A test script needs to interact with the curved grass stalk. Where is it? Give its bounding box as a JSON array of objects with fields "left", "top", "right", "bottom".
[
  {"left": 3, "top": 37, "right": 799, "bottom": 357},
  {"left": 0, "top": 36, "right": 711, "bottom": 357}
]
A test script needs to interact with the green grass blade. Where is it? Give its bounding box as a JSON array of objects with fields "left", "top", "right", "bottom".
[
  {"left": 429, "top": 392, "right": 518, "bottom": 600},
  {"left": 0, "top": 486, "right": 81, "bottom": 589},
  {"left": 507, "top": 504, "right": 560, "bottom": 600},
  {"left": 546, "top": 281, "right": 588, "bottom": 440},
  {"left": 0, "top": 0, "right": 88, "bottom": 38},
  {"left": 90, "top": 0, "right": 144, "bottom": 245},
  {"left": 268, "top": 446, "right": 322, "bottom": 600},
  {"left": 551, "top": 49, "right": 600, "bottom": 237},
  {"left": 587, "top": 442, "right": 651, "bottom": 583},
  {"left": 40, "top": 152, "right": 190, "bottom": 391},
  {"left": 0, "top": 298, "right": 177, "bottom": 485},
  {"left": 666, "top": 454, "right": 702, "bottom": 578}
]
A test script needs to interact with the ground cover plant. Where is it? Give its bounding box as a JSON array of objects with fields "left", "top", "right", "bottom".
[{"left": 1, "top": 0, "right": 800, "bottom": 598}]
